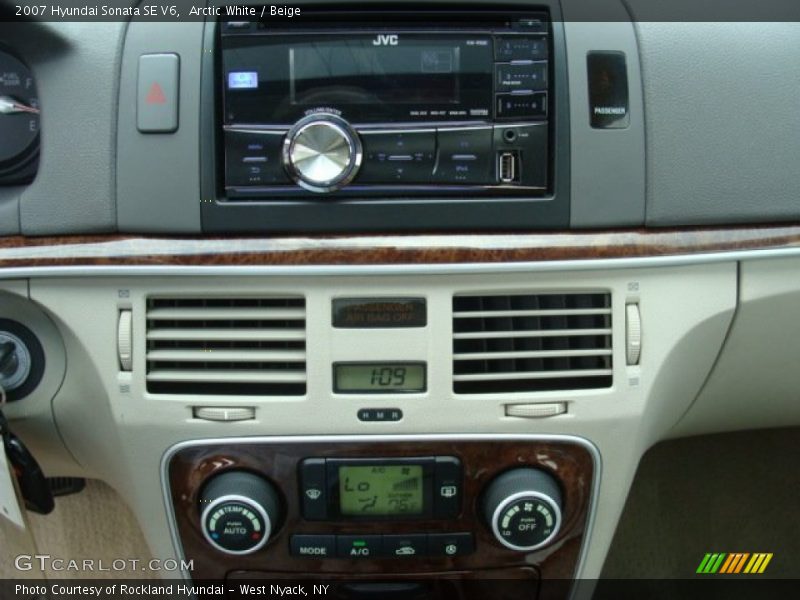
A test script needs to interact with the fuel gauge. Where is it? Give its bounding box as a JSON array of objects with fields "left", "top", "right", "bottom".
[{"left": 0, "top": 50, "right": 40, "bottom": 184}]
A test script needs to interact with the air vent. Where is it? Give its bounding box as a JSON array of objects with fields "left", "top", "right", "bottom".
[
  {"left": 453, "top": 292, "right": 612, "bottom": 394},
  {"left": 146, "top": 297, "right": 306, "bottom": 396}
]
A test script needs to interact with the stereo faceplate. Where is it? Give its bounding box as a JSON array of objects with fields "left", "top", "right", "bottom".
[
  {"left": 220, "top": 13, "right": 552, "bottom": 196},
  {"left": 200, "top": 4, "right": 570, "bottom": 232}
]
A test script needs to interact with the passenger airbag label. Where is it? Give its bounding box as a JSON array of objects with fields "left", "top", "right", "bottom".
[{"left": 332, "top": 298, "right": 426, "bottom": 328}]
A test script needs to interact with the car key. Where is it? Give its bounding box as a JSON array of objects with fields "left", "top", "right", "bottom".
[{"left": 0, "top": 404, "right": 54, "bottom": 515}]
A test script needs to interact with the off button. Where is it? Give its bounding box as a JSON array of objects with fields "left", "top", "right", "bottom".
[{"left": 290, "top": 534, "right": 336, "bottom": 558}]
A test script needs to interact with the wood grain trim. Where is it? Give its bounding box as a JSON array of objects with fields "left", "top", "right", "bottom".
[
  {"left": 168, "top": 439, "right": 594, "bottom": 590},
  {"left": 2, "top": 225, "right": 800, "bottom": 268}
]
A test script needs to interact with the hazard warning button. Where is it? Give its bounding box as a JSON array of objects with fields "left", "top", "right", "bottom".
[{"left": 137, "top": 53, "right": 179, "bottom": 133}]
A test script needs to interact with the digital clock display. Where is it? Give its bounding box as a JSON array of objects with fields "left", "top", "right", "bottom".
[
  {"left": 338, "top": 464, "right": 424, "bottom": 516},
  {"left": 333, "top": 362, "right": 426, "bottom": 393}
]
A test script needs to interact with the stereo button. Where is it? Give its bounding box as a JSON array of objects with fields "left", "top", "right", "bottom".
[
  {"left": 290, "top": 535, "right": 336, "bottom": 558},
  {"left": 494, "top": 36, "right": 548, "bottom": 61},
  {"left": 225, "top": 131, "right": 288, "bottom": 186},
  {"left": 496, "top": 92, "right": 548, "bottom": 120},
  {"left": 433, "top": 129, "right": 492, "bottom": 184},
  {"left": 359, "top": 130, "right": 435, "bottom": 183},
  {"left": 496, "top": 63, "right": 547, "bottom": 91}
]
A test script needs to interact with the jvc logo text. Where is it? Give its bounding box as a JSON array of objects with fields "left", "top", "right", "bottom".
[{"left": 372, "top": 34, "right": 399, "bottom": 46}]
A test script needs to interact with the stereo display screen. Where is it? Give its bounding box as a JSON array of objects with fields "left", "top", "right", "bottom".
[
  {"left": 222, "top": 33, "right": 493, "bottom": 123},
  {"left": 290, "top": 41, "right": 460, "bottom": 105}
]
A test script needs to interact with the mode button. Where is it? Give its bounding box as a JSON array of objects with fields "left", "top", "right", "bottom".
[{"left": 290, "top": 535, "right": 336, "bottom": 558}]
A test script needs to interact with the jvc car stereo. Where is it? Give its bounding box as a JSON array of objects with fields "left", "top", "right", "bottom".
[
  {"left": 202, "top": 5, "right": 569, "bottom": 232},
  {"left": 220, "top": 10, "right": 552, "bottom": 196}
]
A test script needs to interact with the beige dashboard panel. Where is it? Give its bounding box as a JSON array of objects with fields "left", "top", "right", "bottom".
[
  {"left": 14, "top": 261, "right": 736, "bottom": 578},
  {"left": 673, "top": 256, "right": 800, "bottom": 437}
]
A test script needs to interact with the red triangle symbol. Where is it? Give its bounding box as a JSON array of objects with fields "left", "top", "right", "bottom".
[{"left": 145, "top": 82, "right": 166, "bottom": 105}]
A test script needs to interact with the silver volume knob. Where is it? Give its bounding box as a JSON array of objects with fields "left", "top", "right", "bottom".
[{"left": 282, "top": 114, "right": 362, "bottom": 193}]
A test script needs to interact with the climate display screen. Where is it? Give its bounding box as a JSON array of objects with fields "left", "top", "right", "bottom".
[{"left": 338, "top": 464, "right": 424, "bottom": 516}]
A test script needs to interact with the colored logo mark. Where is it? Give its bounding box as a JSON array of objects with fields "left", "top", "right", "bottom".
[{"left": 696, "top": 552, "right": 773, "bottom": 574}]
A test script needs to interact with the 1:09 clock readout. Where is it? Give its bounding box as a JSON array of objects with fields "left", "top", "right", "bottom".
[{"left": 334, "top": 362, "right": 426, "bottom": 393}]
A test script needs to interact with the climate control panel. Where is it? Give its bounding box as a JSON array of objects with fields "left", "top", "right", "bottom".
[{"left": 166, "top": 436, "right": 595, "bottom": 583}]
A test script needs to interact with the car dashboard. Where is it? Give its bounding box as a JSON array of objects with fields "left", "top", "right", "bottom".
[{"left": 1, "top": 0, "right": 799, "bottom": 597}]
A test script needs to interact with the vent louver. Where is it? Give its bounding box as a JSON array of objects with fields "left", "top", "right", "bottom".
[
  {"left": 146, "top": 297, "right": 306, "bottom": 395},
  {"left": 453, "top": 292, "right": 613, "bottom": 394}
]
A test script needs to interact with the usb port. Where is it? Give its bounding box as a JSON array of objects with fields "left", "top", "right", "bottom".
[{"left": 498, "top": 151, "right": 518, "bottom": 183}]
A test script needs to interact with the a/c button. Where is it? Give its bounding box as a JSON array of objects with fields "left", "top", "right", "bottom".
[{"left": 336, "top": 535, "right": 383, "bottom": 558}]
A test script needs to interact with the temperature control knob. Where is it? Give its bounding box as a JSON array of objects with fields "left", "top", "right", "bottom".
[
  {"left": 483, "top": 468, "right": 563, "bottom": 552},
  {"left": 199, "top": 471, "right": 282, "bottom": 555},
  {"left": 282, "top": 114, "right": 362, "bottom": 192}
]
